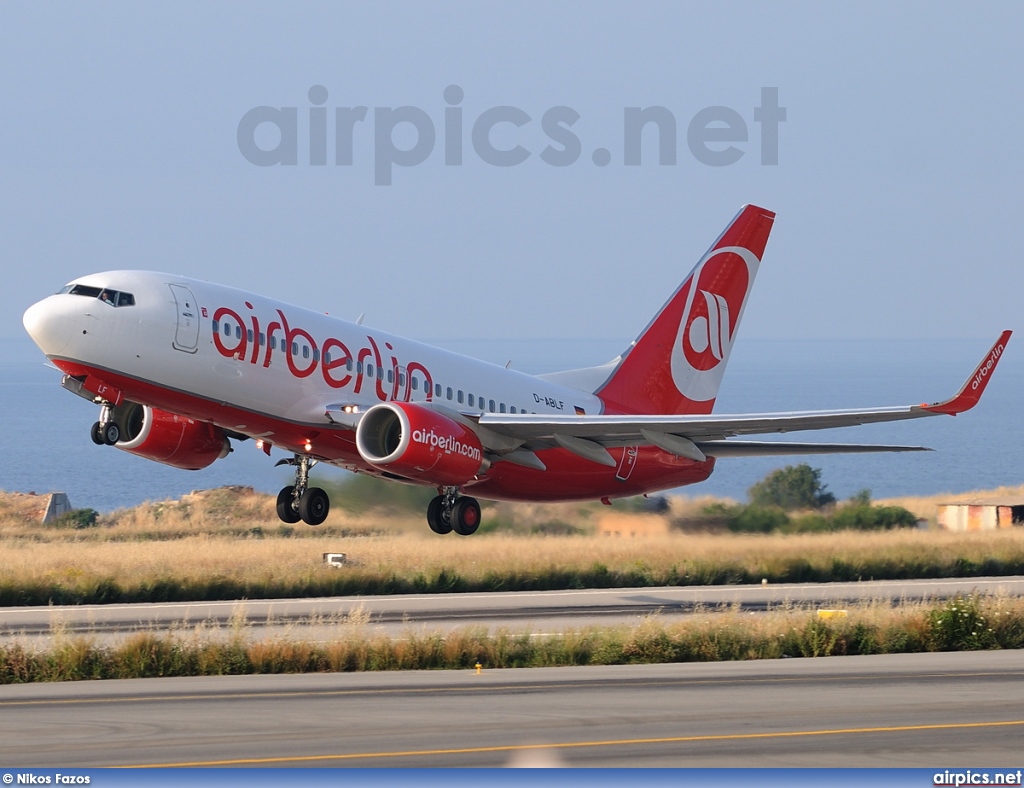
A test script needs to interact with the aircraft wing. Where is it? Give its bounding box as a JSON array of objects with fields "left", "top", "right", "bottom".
[{"left": 474, "top": 331, "right": 1010, "bottom": 465}]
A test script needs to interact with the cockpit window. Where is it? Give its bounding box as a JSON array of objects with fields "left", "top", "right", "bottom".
[{"left": 58, "top": 284, "right": 135, "bottom": 307}]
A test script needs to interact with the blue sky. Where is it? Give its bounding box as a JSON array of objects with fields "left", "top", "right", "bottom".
[{"left": 3, "top": 2, "right": 1021, "bottom": 348}]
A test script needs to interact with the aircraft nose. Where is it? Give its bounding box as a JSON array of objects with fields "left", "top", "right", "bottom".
[{"left": 23, "top": 297, "right": 71, "bottom": 356}]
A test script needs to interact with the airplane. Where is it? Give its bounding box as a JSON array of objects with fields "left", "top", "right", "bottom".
[{"left": 22, "top": 205, "right": 1011, "bottom": 535}]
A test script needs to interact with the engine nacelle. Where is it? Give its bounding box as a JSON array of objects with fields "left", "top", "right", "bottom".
[
  {"left": 355, "top": 402, "right": 485, "bottom": 485},
  {"left": 111, "top": 402, "right": 231, "bottom": 470}
]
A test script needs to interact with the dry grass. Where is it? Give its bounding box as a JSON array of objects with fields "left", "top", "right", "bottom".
[
  {"left": 2, "top": 486, "right": 1024, "bottom": 604},
  {"left": 1, "top": 527, "right": 1023, "bottom": 604},
  {"left": 877, "top": 484, "right": 1024, "bottom": 522},
  {"left": 3, "top": 593, "right": 1023, "bottom": 683}
]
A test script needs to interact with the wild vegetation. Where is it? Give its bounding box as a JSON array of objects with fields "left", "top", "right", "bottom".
[
  {"left": 0, "top": 466, "right": 1022, "bottom": 604},
  {"left": 1, "top": 523, "right": 1023, "bottom": 605},
  {"left": 1, "top": 593, "right": 1021, "bottom": 683}
]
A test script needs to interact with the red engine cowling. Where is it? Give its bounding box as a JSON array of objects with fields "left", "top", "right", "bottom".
[
  {"left": 112, "top": 402, "right": 231, "bottom": 470},
  {"left": 355, "top": 402, "right": 485, "bottom": 485}
]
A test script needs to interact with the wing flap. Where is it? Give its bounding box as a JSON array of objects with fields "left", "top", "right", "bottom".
[{"left": 696, "top": 440, "right": 932, "bottom": 457}]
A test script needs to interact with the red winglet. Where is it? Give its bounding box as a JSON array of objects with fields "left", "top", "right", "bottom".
[{"left": 923, "top": 330, "right": 1012, "bottom": 415}]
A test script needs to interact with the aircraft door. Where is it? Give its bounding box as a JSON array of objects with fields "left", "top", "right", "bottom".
[{"left": 169, "top": 284, "right": 200, "bottom": 353}]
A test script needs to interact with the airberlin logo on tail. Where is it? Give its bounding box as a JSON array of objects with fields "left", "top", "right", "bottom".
[
  {"left": 972, "top": 342, "right": 1004, "bottom": 391},
  {"left": 670, "top": 246, "right": 760, "bottom": 402},
  {"left": 412, "top": 428, "right": 482, "bottom": 461},
  {"left": 687, "top": 290, "right": 731, "bottom": 365}
]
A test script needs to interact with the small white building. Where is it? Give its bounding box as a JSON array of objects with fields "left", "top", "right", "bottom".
[{"left": 936, "top": 499, "right": 1024, "bottom": 531}]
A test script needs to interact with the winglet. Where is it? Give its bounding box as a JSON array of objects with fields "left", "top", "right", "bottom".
[{"left": 923, "top": 331, "right": 1011, "bottom": 415}]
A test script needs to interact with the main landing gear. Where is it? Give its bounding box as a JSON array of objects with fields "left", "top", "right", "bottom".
[
  {"left": 427, "top": 488, "right": 481, "bottom": 536},
  {"left": 275, "top": 454, "right": 330, "bottom": 526},
  {"left": 90, "top": 403, "right": 120, "bottom": 446}
]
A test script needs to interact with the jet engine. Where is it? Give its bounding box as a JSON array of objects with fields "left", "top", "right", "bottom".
[
  {"left": 111, "top": 402, "right": 231, "bottom": 470},
  {"left": 355, "top": 402, "right": 485, "bottom": 485}
]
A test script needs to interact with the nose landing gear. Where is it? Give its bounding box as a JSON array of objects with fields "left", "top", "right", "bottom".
[
  {"left": 427, "top": 488, "right": 481, "bottom": 536},
  {"left": 275, "top": 454, "right": 331, "bottom": 526}
]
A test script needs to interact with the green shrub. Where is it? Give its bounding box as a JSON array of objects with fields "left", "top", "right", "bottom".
[
  {"left": 831, "top": 504, "right": 917, "bottom": 531},
  {"left": 50, "top": 509, "right": 99, "bottom": 529},
  {"left": 928, "top": 594, "right": 996, "bottom": 651},
  {"left": 748, "top": 464, "right": 835, "bottom": 510},
  {"left": 727, "top": 506, "right": 790, "bottom": 533}
]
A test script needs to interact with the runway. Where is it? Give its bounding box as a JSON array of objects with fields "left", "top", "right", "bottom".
[
  {"left": 0, "top": 651, "right": 1022, "bottom": 767},
  {"left": 2, "top": 576, "right": 1022, "bottom": 644}
]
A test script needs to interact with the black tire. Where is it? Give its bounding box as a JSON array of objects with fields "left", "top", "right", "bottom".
[
  {"left": 102, "top": 422, "right": 120, "bottom": 445},
  {"left": 426, "top": 495, "right": 452, "bottom": 535},
  {"left": 90, "top": 422, "right": 104, "bottom": 445},
  {"left": 451, "top": 497, "right": 481, "bottom": 536},
  {"left": 299, "top": 487, "right": 330, "bottom": 526},
  {"left": 276, "top": 486, "right": 301, "bottom": 524}
]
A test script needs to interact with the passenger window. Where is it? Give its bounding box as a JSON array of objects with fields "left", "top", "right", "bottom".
[
  {"left": 357, "top": 362, "right": 363, "bottom": 374},
  {"left": 270, "top": 336, "right": 277, "bottom": 350},
  {"left": 399, "top": 372, "right": 405, "bottom": 387},
  {"left": 222, "top": 323, "right": 230, "bottom": 337},
  {"left": 235, "top": 326, "right": 242, "bottom": 340},
  {"left": 346, "top": 359, "right": 353, "bottom": 371},
  {"left": 212, "top": 320, "right": 219, "bottom": 333},
  {"left": 500, "top": 403, "right": 507, "bottom": 413},
  {"left": 247, "top": 329, "right": 253, "bottom": 343},
  {"left": 468, "top": 394, "right": 475, "bottom": 407},
  {"left": 387, "top": 369, "right": 393, "bottom": 383},
  {"left": 510, "top": 406, "right": 517, "bottom": 414},
  {"left": 259, "top": 333, "right": 265, "bottom": 346},
  {"left": 435, "top": 383, "right": 442, "bottom": 397},
  {"left": 411, "top": 376, "right": 418, "bottom": 391},
  {"left": 489, "top": 399, "right": 496, "bottom": 412},
  {"left": 324, "top": 352, "right": 331, "bottom": 364},
  {"left": 457, "top": 390, "right": 464, "bottom": 404},
  {"left": 291, "top": 342, "right": 298, "bottom": 355},
  {"left": 367, "top": 364, "right": 374, "bottom": 378},
  {"left": 446, "top": 387, "right": 453, "bottom": 400},
  {"left": 302, "top": 346, "right": 310, "bottom": 360}
]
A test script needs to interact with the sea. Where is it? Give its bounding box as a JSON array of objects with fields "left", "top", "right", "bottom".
[{"left": 1, "top": 335, "right": 1020, "bottom": 513}]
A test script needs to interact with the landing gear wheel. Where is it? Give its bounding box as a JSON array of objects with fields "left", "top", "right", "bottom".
[
  {"left": 299, "top": 487, "right": 330, "bottom": 526},
  {"left": 451, "top": 497, "right": 481, "bottom": 536},
  {"left": 427, "top": 495, "right": 452, "bottom": 535},
  {"left": 102, "top": 422, "right": 120, "bottom": 445},
  {"left": 90, "top": 422, "right": 104, "bottom": 445},
  {"left": 276, "top": 485, "right": 301, "bottom": 524}
]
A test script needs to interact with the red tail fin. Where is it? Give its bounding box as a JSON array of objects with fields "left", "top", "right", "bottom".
[{"left": 596, "top": 205, "right": 776, "bottom": 415}]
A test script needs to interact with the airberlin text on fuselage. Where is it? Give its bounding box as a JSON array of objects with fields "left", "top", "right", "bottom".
[
  {"left": 971, "top": 342, "right": 1005, "bottom": 391},
  {"left": 211, "top": 305, "right": 434, "bottom": 402}
]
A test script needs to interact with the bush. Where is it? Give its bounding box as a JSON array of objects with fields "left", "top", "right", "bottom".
[
  {"left": 928, "top": 594, "right": 996, "bottom": 651},
  {"left": 51, "top": 508, "right": 99, "bottom": 529},
  {"left": 748, "top": 464, "right": 836, "bottom": 511},
  {"left": 727, "top": 506, "right": 790, "bottom": 533},
  {"left": 830, "top": 504, "right": 917, "bottom": 531}
]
